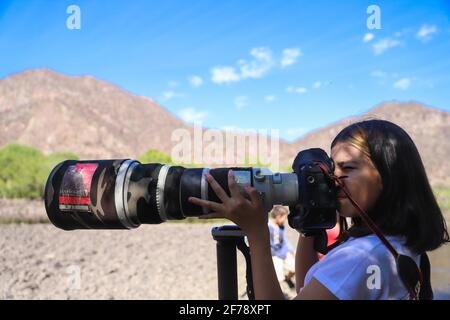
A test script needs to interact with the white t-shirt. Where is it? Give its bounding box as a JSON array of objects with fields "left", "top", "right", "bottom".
[{"left": 303, "top": 234, "right": 420, "bottom": 300}]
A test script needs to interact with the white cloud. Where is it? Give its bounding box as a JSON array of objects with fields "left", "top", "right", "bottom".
[
  {"left": 372, "top": 38, "right": 401, "bottom": 55},
  {"left": 393, "top": 78, "right": 411, "bottom": 90},
  {"left": 162, "top": 91, "right": 184, "bottom": 100},
  {"left": 287, "top": 86, "right": 307, "bottom": 94},
  {"left": 313, "top": 81, "right": 322, "bottom": 89},
  {"left": 239, "top": 47, "right": 274, "bottom": 79},
  {"left": 285, "top": 128, "right": 309, "bottom": 137},
  {"left": 211, "top": 66, "right": 240, "bottom": 84},
  {"left": 249, "top": 47, "right": 272, "bottom": 61},
  {"left": 265, "top": 95, "right": 276, "bottom": 102},
  {"left": 370, "top": 70, "right": 387, "bottom": 78},
  {"left": 281, "top": 48, "right": 302, "bottom": 68},
  {"left": 178, "top": 108, "right": 208, "bottom": 123},
  {"left": 211, "top": 46, "right": 302, "bottom": 85},
  {"left": 416, "top": 24, "right": 437, "bottom": 42},
  {"left": 162, "top": 91, "right": 176, "bottom": 99},
  {"left": 234, "top": 96, "right": 248, "bottom": 110},
  {"left": 168, "top": 81, "right": 178, "bottom": 88},
  {"left": 363, "top": 33, "right": 375, "bottom": 43},
  {"left": 188, "top": 75, "right": 203, "bottom": 87},
  {"left": 220, "top": 125, "right": 243, "bottom": 132}
]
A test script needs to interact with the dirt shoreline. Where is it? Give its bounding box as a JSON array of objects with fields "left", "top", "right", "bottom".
[
  {"left": 1, "top": 199, "right": 449, "bottom": 299},
  {"left": 0, "top": 198, "right": 49, "bottom": 223},
  {"left": 0, "top": 223, "right": 253, "bottom": 299}
]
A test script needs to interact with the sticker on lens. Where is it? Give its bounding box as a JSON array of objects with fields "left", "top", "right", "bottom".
[{"left": 59, "top": 163, "right": 98, "bottom": 212}]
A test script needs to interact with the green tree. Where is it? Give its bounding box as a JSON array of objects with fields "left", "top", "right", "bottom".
[
  {"left": 138, "top": 149, "right": 173, "bottom": 164},
  {"left": 0, "top": 144, "right": 78, "bottom": 199},
  {"left": 138, "top": 149, "right": 202, "bottom": 168}
]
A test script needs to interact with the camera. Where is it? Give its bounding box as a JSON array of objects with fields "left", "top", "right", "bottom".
[{"left": 44, "top": 148, "right": 337, "bottom": 233}]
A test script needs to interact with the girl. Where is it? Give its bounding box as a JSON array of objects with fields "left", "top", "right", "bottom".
[{"left": 188, "top": 120, "right": 449, "bottom": 299}]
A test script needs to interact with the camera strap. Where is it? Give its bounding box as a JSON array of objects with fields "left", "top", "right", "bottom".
[
  {"left": 236, "top": 239, "right": 255, "bottom": 300},
  {"left": 317, "top": 163, "right": 424, "bottom": 300}
]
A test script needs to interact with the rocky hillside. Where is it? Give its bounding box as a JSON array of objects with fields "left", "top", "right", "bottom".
[
  {"left": 0, "top": 69, "right": 191, "bottom": 159},
  {"left": 0, "top": 69, "right": 290, "bottom": 167},
  {"left": 1, "top": 69, "right": 449, "bottom": 184},
  {"left": 289, "top": 102, "right": 450, "bottom": 185}
]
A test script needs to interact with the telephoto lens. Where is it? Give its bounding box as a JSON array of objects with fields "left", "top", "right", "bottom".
[
  {"left": 44, "top": 159, "right": 300, "bottom": 230},
  {"left": 45, "top": 159, "right": 160, "bottom": 230}
]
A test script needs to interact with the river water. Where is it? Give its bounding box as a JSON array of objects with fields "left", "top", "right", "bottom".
[{"left": 428, "top": 244, "right": 450, "bottom": 299}]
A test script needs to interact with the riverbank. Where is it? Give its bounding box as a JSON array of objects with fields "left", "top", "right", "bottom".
[{"left": 1, "top": 199, "right": 449, "bottom": 299}]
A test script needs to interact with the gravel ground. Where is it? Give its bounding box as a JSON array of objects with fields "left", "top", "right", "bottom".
[
  {"left": 1, "top": 199, "right": 449, "bottom": 299},
  {"left": 1, "top": 223, "right": 300, "bottom": 300},
  {"left": 0, "top": 223, "right": 225, "bottom": 299},
  {"left": 0, "top": 198, "right": 48, "bottom": 223},
  {"left": 0, "top": 199, "right": 299, "bottom": 299}
]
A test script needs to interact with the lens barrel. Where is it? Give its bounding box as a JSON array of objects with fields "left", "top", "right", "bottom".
[
  {"left": 45, "top": 160, "right": 263, "bottom": 230},
  {"left": 44, "top": 159, "right": 320, "bottom": 230},
  {"left": 45, "top": 159, "right": 133, "bottom": 230}
]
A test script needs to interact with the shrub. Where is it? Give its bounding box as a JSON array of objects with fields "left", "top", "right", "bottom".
[
  {"left": 0, "top": 144, "right": 78, "bottom": 198},
  {"left": 138, "top": 149, "right": 173, "bottom": 164}
]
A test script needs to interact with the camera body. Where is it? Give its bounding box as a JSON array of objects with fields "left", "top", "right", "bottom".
[
  {"left": 44, "top": 148, "right": 337, "bottom": 233},
  {"left": 288, "top": 148, "right": 337, "bottom": 233}
]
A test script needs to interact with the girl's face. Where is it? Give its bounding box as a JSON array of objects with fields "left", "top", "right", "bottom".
[{"left": 331, "top": 142, "right": 383, "bottom": 218}]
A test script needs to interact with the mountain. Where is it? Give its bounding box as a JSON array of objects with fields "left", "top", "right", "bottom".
[
  {"left": 290, "top": 102, "right": 450, "bottom": 185},
  {"left": 0, "top": 69, "right": 191, "bottom": 159},
  {"left": 0, "top": 69, "right": 449, "bottom": 185},
  {"left": 0, "top": 69, "right": 292, "bottom": 166}
]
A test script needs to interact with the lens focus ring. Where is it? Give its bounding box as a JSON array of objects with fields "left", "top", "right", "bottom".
[
  {"left": 156, "top": 165, "right": 172, "bottom": 221},
  {"left": 115, "top": 160, "right": 140, "bottom": 229}
]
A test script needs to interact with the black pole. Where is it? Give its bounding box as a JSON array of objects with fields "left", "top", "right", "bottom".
[
  {"left": 212, "top": 225, "right": 252, "bottom": 300},
  {"left": 216, "top": 239, "right": 238, "bottom": 300}
]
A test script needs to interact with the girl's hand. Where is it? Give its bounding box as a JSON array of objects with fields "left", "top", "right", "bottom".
[{"left": 188, "top": 170, "right": 267, "bottom": 237}]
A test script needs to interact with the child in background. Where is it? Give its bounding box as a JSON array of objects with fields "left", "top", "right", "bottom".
[{"left": 268, "top": 205, "right": 296, "bottom": 292}]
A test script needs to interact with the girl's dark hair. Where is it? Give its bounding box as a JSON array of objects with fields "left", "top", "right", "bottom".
[{"left": 331, "top": 119, "right": 449, "bottom": 253}]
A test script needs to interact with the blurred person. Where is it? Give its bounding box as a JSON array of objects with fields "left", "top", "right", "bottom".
[{"left": 268, "top": 206, "right": 296, "bottom": 292}]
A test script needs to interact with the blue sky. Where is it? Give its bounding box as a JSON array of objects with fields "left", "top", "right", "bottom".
[{"left": 1, "top": 0, "right": 449, "bottom": 141}]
